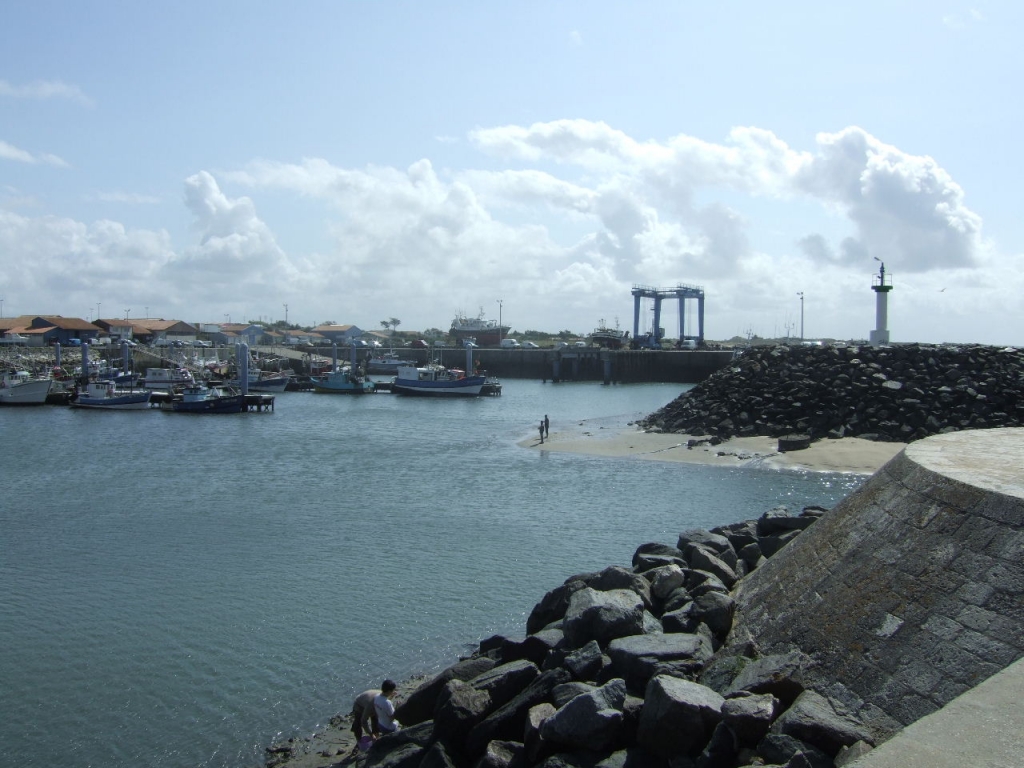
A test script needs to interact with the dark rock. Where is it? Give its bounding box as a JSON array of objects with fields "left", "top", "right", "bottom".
[
  {"left": 721, "top": 691, "right": 779, "bottom": 745},
  {"left": 466, "top": 667, "right": 572, "bottom": 757},
  {"left": 469, "top": 660, "right": 541, "bottom": 710},
  {"left": 756, "top": 733, "right": 832, "bottom": 768},
  {"left": 397, "top": 656, "right": 498, "bottom": 726},
  {"left": 725, "top": 651, "right": 811, "bottom": 708},
  {"left": 563, "top": 588, "right": 646, "bottom": 649},
  {"left": 564, "top": 640, "right": 605, "bottom": 681},
  {"left": 419, "top": 741, "right": 459, "bottom": 768},
  {"left": 607, "top": 633, "right": 714, "bottom": 692},
  {"left": 632, "top": 542, "right": 686, "bottom": 571},
  {"left": 689, "top": 591, "right": 736, "bottom": 638},
  {"left": 527, "top": 580, "right": 589, "bottom": 635},
  {"left": 474, "top": 740, "right": 526, "bottom": 768},
  {"left": 364, "top": 722, "right": 436, "bottom": 768},
  {"left": 502, "top": 629, "right": 563, "bottom": 667},
  {"left": 636, "top": 675, "right": 725, "bottom": 757},
  {"left": 771, "top": 690, "right": 873, "bottom": 757},
  {"left": 434, "top": 680, "right": 493, "bottom": 742},
  {"left": 540, "top": 679, "right": 627, "bottom": 752}
]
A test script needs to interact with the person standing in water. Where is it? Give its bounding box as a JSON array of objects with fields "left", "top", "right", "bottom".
[
  {"left": 538, "top": 420, "right": 545, "bottom": 444},
  {"left": 544, "top": 415, "right": 549, "bottom": 438}
]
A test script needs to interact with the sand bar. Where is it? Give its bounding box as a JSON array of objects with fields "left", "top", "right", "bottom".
[{"left": 519, "top": 422, "right": 906, "bottom": 475}]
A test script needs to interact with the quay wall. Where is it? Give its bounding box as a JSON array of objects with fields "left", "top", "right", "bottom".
[
  {"left": 727, "top": 427, "right": 1024, "bottom": 740},
  {"left": 429, "top": 348, "right": 735, "bottom": 383}
]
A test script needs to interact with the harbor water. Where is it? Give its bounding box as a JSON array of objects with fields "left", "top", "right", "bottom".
[{"left": 1, "top": 381, "right": 865, "bottom": 768}]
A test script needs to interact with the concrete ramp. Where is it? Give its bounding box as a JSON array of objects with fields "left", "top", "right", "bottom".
[{"left": 728, "top": 427, "right": 1024, "bottom": 742}]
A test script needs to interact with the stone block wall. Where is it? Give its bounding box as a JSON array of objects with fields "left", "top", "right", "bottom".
[{"left": 727, "top": 427, "right": 1024, "bottom": 739}]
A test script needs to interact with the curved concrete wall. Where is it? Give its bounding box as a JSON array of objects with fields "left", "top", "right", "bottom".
[{"left": 728, "top": 428, "right": 1024, "bottom": 740}]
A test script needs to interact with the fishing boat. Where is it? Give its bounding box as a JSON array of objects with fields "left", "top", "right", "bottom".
[
  {"left": 392, "top": 364, "right": 485, "bottom": 397},
  {"left": 142, "top": 367, "right": 195, "bottom": 391},
  {"left": 168, "top": 383, "right": 247, "bottom": 413},
  {"left": 450, "top": 308, "right": 510, "bottom": 347},
  {"left": 311, "top": 366, "right": 375, "bottom": 394},
  {"left": 589, "top": 320, "right": 630, "bottom": 349},
  {"left": 229, "top": 369, "right": 291, "bottom": 393},
  {"left": 72, "top": 380, "right": 153, "bottom": 410},
  {"left": 0, "top": 370, "right": 53, "bottom": 405},
  {"left": 366, "top": 351, "right": 416, "bottom": 375}
]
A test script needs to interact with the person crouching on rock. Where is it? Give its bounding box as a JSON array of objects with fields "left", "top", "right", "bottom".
[
  {"left": 373, "top": 679, "right": 400, "bottom": 735},
  {"left": 350, "top": 687, "right": 380, "bottom": 743}
]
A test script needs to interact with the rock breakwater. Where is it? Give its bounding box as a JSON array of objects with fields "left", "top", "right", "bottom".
[
  {"left": 270, "top": 505, "right": 880, "bottom": 768},
  {"left": 640, "top": 343, "right": 1024, "bottom": 443}
]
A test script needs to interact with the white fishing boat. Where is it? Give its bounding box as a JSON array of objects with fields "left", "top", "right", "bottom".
[
  {"left": 72, "top": 380, "right": 153, "bottom": 410},
  {"left": 392, "top": 364, "right": 485, "bottom": 397},
  {"left": 0, "top": 370, "right": 53, "bottom": 405},
  {"left": 142, "top": 367, "right": 195, "bottom": 391}
]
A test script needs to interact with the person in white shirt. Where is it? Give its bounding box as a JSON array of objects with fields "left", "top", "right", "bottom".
[{"left": 373, "top": 679, "right": 400, "bottom": 734}]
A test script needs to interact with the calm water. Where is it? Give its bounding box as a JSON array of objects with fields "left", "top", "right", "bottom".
[{"left": 0, "top": 381, "right": 863, "bottom": 768}]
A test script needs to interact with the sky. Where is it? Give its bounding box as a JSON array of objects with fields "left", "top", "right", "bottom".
[{"left": 2, "top": 1, "right": 1022, "bottom": 345}]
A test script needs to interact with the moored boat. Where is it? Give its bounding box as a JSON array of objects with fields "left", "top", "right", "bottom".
[
  {"left": 450, "top": 308, "right": 510, "bottom": 347},
  {"left": 168, "top": 384, "right": 247, "bottom": 413},
  {"left": 142, "top": 367, "right": 195, "bottom": 391},
  {"left": 392, "top": 364, "right": 485, "bottom": 397},
  {"left": 0, "top": 370, "right": 53, "bottom": 405},
  {"left": 311, "top": 366, "right": 375, "bottom": 394},
  {"left": 72, "top": 380, "right": 153, "bottom": 410},
  {"left": 589, "top": 320, "right": 629, "bottom": 349},
  {"left": 366, "top": 352, "right": 416, "bottom": 375},
  {"left": 229, "top": 369, "right": 291, "bottom": 393}
]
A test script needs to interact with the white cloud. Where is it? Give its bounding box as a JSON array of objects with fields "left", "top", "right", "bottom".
[
  {"left": 0, "top": 139, "right": 70, "bottom": 167},
  {"left": 0, "top": 78, "right": 94, "bottom": 106},
  {"left": 569, "top": 30, "right": 583, "bottom": 47},
  {"left": 0, "top": 119, "right": 1013, "bottom": 343}
]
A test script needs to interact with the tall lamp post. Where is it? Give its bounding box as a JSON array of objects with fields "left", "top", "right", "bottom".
[
  {"left": 497, "top": 299, "right": 503, "bottom": 342},
  {"left": 797, "top": 292, "right": 804, "bottom": 341}
]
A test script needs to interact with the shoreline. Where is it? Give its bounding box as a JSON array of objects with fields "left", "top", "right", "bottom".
[
  {"left": 517, "top": 420, "right": 907, "bottom": 475},
  {"left": 269, "top": 423, "right": 906, "bottom": 767}
]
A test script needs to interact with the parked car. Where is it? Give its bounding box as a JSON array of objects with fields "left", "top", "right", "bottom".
[
  {"left": 521, "top": 341, "right": 539, "bottom": 349},
  {"left": 434, "top": 340, "right": 446, "bottom": 347},
  {"left": 411, "top": 339, "right": 428, "bottom": 348}
]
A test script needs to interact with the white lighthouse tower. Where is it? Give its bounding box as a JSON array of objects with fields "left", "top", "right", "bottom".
[{"left": 869, "top": 259, "right": 893, "bottom": 346}]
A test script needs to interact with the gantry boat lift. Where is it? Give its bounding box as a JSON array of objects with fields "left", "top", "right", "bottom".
[{"left": 631, "top": 283, "right": 705, "bottom": 348}]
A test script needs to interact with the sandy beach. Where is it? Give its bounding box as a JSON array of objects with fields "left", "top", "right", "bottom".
[{"left": 518, "top": 422, "right": 907, "bottom": 475}]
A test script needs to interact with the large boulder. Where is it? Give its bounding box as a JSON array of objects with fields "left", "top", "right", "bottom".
[
  {"left": 725, "top": 650, "right": 811, "bottom": 707},
  {"left": 720, "top": 691, "right": 779, "bottom": 745},
  {"left": 468, "top": 659, "right": 541, "bottom": 710},
  {"left": 364, "top": 722, "right": 436, "bottom": 768},
  {"left": 527, "top": 579, "right": 588, "bottom": 634},
  {"left": 771, "top": 690, "right": 873, "bottom": 757},
  {"left": 563, "top": 588, "right": 646, "bottom": 649},
  {"left": 582, "top": 566, "right": 654, "bottom": 610},
  {"left": 539, "top": 679, "right": 628, "bottom": 752},
  {"left": 396, "top": 656, "right": 497, "bottom": 725},
  {"left": 465, "top": 667, "right": 572, "bottom": 757},
  {"left": 636, "top": 675, "right": 725, "bottom": 757},
  {"left": 607, "top": 633, "right": 714, "bottom": 693},
  {"left": 433, "top": 679, "right": 492, "bottom": 742}
]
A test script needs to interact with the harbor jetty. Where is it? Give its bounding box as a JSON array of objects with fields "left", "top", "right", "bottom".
[{"left": 265, "top": 431, "right": 1024, "bottom": 768}]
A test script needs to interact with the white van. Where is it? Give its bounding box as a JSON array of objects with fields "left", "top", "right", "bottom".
[{"left": 499, "top": 338, "right": 520, "bottom": 349}]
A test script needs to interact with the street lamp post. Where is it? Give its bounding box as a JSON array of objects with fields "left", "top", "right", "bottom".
[
  {"left": 797, "top": 292, "right": 804, "bottom": 341},
  {"left": 497, "top": 299, "right": 503, "bottom": 342}
]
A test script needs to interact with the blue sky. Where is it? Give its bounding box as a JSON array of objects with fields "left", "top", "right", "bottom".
[{"left": 2, "top": 1, "right": 1021, "bottom": 344}]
